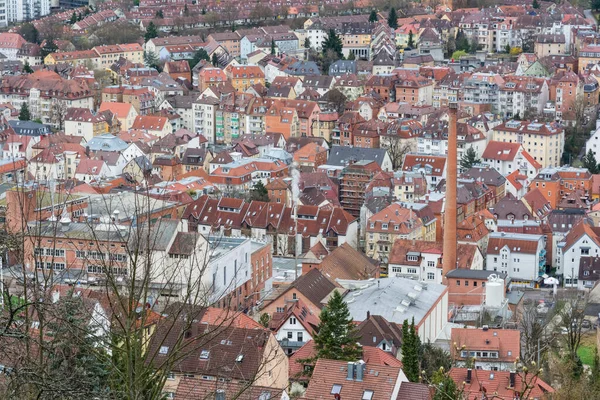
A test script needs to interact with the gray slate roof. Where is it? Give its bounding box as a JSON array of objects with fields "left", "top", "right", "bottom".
[{"left": 327, "top": 145, "right": 388, "bottom": 168}]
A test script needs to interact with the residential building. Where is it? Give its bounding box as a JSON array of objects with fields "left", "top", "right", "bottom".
[
  {"left": 481, "top": 141, "right": 541, "bottom": 178},
  {"left": 558, "top": 219, "right": 600, "bottom": 288},
  {"left": 339, "top": 277, "right": 448, "bottom": 343},
  {"left": 0, "top": 70, "right": 94, "bottom": 127},
  {"left": 449, "top": 369, "right": 554, "bottom": 399},
  {"left": 149, "top": 321, "right": 288, "bottom": 399},
  {"left": 497, "top": 77, "right": 549, "bottom": 119},
  {"left": 365, "top": 203, "right": 424, "bottom": 262},
  {"left": 529, "top": 166, "right": 592, "bottom": 209},
  {"left": 486, "top": 232, "right": 546, "bottom": 287},
  {"left": 451, "top": 327, "right": 520, "bottom": 371},
  {"left": 339, "top": 160, "right": 383, "bottom": 217},
  {"left": 401, "top": 154, "right": 447, "bottom": 191},
  {"left": 491, "top": 120, "right": 564, "bottom": 168}
]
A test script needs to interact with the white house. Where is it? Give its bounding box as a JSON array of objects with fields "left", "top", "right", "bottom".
[
  {"left": 74, "top": 159, "right": 110, "bottom": 183},
  {"left": 585, "top": 121, "right": 600, "bottom": 159},
  {"left": 558, "top": 219, "right": 600, "bottom": 288},
  {"left": 272, "top": 300, "right": 319, "bottom": 355},
  {"left": 481, "top": 141, "right": 541, "bottom": 178},
  {"left": 486, "top": 232, "right": 546, "bottom": 287}
]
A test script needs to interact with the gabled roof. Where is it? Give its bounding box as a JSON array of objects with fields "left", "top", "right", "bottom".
[
  {"left": 482, "top": 141, "right": 521, "bottom": 161},
  {"left": 561, "top": 218, "right": 600, "bottom": 252},
  {"left": 316, "top": 243, "right": 379, "bottom": 281},
  {"left": 449, "top": 368, "right": 554, "bottom": 399}
]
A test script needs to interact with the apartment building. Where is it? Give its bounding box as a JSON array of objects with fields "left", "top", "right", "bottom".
[
  {"left": 339, "top": 160, "right": 383, "bottom": 217},
  {"left": 491, "top": 120, "right": 564, "bottom": 168},
  {"left": 497, "top": 76, "right": 549, "bottom": 119},
  {"left": 487, "top": 232, "right": 546, "bottom": 287},
  {"left": 529, "top": 166, "right": 592, "bottom": 209},
  {"left": 365, "top": 203, "right": 424, "bottom": 262},
  {"left": 558, "top": 219, "right": 600, "bottom": 288},
  {"left": 0, "top": 70, "right": 94, "bottom": 127}
]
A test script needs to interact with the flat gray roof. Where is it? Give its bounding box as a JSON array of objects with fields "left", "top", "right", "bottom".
[
  {"left": 337, "top": 277, "right": 447, "bottom": 325},
  {"left": 446, "top": 270, "right": 507, "bottom": 280}
]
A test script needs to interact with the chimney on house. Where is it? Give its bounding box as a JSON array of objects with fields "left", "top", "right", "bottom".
[
  {"left": 346, "top": 362, "right": 355, "bottom": 380},
  {"left": 355, "top": 361, "right": 365, "bottom": 381},
  {"left": 466, "top": 368, "right": 472, "bottom": 384},
  {"left": 442, "top": 103, "right": 458, "bottom": 282},
  {"left": 509, "top": 372, "right": 516, "bottom": 388}
]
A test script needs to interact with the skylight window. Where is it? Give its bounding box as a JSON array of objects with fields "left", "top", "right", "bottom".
[
  {"left": 331, "top": 385, "right": 342, "bottom": 395},
  {"left": 159, "top": 346, "right": 169, "bottom": 355},
  {"left": 362, "top": 390, "right": 374, "bottom": 400}
]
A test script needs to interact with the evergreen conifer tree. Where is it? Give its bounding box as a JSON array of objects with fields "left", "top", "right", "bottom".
[
  {"left": 387, "top": 8, "right": 398, "bottom": 29},
  {"left": 401, "top": 318, "right": 421, "bottom": 382},
  {"left": 313, "top": 290, "right": 362, "bottom": 361},
  {"left": 460, "top": 146, "right": 481, "bottom": 170},
  {"left": 19, "top": 103, "right": 30, "bottom": 121},
  {"left": 369, "top": 10, "right": 377, "bottom": 22}
]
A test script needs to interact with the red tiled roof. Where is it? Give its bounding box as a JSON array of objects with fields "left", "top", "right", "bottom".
[
  {"left": 449, "top": 368, "right": 554, "bottom": 399},
  {"left": 482, "top": 141, "right": 521, "bottom": 162}
]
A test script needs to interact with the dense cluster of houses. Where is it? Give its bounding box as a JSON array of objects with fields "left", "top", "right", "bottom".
[{"left": 3, "top": 0, "right": 600, "bottom": 398}]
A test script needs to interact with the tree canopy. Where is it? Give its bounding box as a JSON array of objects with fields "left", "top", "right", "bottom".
[
  {"left": 387, "top": 8, "right": 398, "bottom": 29},
  {"left": 369, "top": 10, "right": 378, "bottom": 22},
  {"left": 322, "top": 29, "right": 343, "bottom": 59},
  {"left": 583, "top": 149, "right": 599, "bottom": 174},
  {"left": 313, "top": 290, "right": 362, "bottom": 361},
  {"left": 249, "top": 181, "right": 269, "bottom": 202},
  {"left": 401, "top": 318, "right": 420, "bottom": 382},
  {"left": 144, "top": 22, "right": 158, "bottom": 42},
  {"left": 188, "top": 49, "right": 210, "bottom": 69},
  {"left": 460, "top": 147, "right": 482, "bottom": 171},
  {"left": 19, "top": 103, "right": 30, "bottom": 121}
]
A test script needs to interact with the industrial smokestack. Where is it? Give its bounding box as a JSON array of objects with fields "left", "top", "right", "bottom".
[{"left": 442, "top": 103, "right": 458, "bottom": 282}]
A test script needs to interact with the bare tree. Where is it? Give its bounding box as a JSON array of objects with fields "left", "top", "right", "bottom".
[
  {"left": 381, "top": 134, "right": 413, "bottom": 170},
  {"left": 0, "top": 180, "right": 284, "bottom": 399}
]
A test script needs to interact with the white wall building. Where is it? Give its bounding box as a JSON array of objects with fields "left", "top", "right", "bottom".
[{"left": 486, "top": 232, "right": 546, "bottom": 287}]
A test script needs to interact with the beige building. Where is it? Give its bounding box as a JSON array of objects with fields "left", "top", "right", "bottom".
[
  {"left": 534, "top": 34, "right": 567, "bottom": 58},
  {"left": 99, "top": 102, "right": 139, "bottom": 130},
  {"left": 491, "top": 120, "right": 564, "bottom": 168},
  {"left": 366, "top": 203, "right": 424, "bottom": 262}
]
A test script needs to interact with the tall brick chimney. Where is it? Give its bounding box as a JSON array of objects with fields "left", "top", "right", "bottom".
[{"left": 442, "top": 103, "right": 458, "bottom": 281}]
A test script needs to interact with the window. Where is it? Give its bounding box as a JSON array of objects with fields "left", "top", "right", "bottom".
[
  {"left": 456, "top": 280, "right": 460, "bottom": 286},
  {"left": 297, "top": 332, "right": 303, "bottom": 342},
  {"left": 287, "top": 332, "right": 293, "bottom": 339},
  {"left": 581, "top": 248, "right": 590, "bottom": 255},
  {"left": 276, "top": 307, "right": 285, "bottom": 313},
  {"left": 331, "top": 385, "right": 342, "bottom": 395},
  {"left": 407, "top": 255, "right": 418, "bottom": 262},
  {"left": 362, "top": 390, "right": 374, "bottom": 400},
  {"left": 382, "top": 223, "right": 388, "bottom": 229},
  {"left": 159, "top": 346, "right": 169, "bottom": 355},
  {"left": 290, "top": 317, "right": 297, "bottom": 325},
  {"left": 427, "top": 261, "right": 435, "bottom": 268},
  {"left": 200, "top": 350, "right": 210, "bottom": 359},
  {"left": 465, "top": 281, "right": 469, "bottom": 286},
  {"left": 474, "top": 281, "right": 478, "bottom": 287},
  {"left": 407, "top": 268, "right": 417, "bottom": 274},
  {"left": 167, "top": 372, "right": 175, "bottom": 380},
  {"left": 292, "top": 293, "right": 297, "bottom": 300},
  {"left": 427, "top": 272, "right": 435, "bottom": 280}
]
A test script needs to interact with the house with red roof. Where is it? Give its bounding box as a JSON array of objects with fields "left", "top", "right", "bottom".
[
  {"left": 481, "top": 141, "right": 541, "bottom": 178},
  {"left": 505, "top": 169, "right": 529, "bottom": 199},
  {"left": 0, "top": 33, "right": 26, "bottom": 60},
  {"left": 558, "top": 219, "right": 600, "bottom": 288},
  {"left": 99, "top": 102, "right": 139, "bottom": 130},
  {"left": 451, "top": 327, "right": 520, "bottom": 371},
  {"left": 131, "top": 115, "right": 173, "bottom": 138},
  {"left": 74, "top": 159, "right": 110, "bottom": 183},
  {"left": 269, "top": 299, "right": 319, "bottom": 355},
  {"left": 366, "top": 203, "right": 424, "bottom": 262},
  {"left": 449, "top": 368, "right": 554, "bottom": 400},
  {"left": 304, "top": 359, "right": 432, "bottom": 400},
  {"left": 486, "top": 231, "right": 546, "bottom": 287}
]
